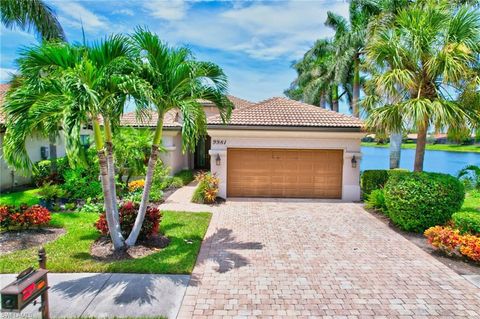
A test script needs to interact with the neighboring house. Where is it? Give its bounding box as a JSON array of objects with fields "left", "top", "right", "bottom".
[
  {"left": 0, "top": 84, "right": 92, "bottom": 191},
  {"left": 121, "top": 96, "right": 364, "bottom": 201}
]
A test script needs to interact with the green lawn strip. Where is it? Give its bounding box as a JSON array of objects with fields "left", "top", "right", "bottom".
[
  {"left": 361, "top": 142, "right": 480, "bottom": 153},
  {"left": 0, "top": 211, "right": 211, "bottom": 274},
  {"left": 0, "top": 188, "right": 40, "bottom": 206}
]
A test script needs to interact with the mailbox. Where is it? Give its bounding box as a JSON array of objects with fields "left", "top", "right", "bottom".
[{"left": 1, "top": 267, "right": 49, "bottom": 312}]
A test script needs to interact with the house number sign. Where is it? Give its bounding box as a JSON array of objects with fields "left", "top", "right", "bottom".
[{"left": 212, "top": 139, "right": 227, "bottom": 145}]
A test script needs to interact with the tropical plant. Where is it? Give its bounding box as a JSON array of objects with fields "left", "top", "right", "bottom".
[
  {"left": 364, "top": 0, "right": 480, "bottom": 171},
  {"left": 2, "top": 35, "right": 142, "bottom": 249},
  {"left": 0, "top": 204, "right": 51, "bottom": 229},
  {"left": 458, "top": 165, "right": 480, "bottom": 190},
  {"left": 325, "top": 0, "right": 380, "bottom": 117},
  {"left": 285, "top": 39, "right": 343, "bottom": 111},
  {"left": 0, "top": 0, "right": 65, "bottom": 41},
  {"left": 113, "top": 127, "right": 153, "bottom": 186},
  {"left": 123, "top": 28, "right": 232, "bottom": 246},
  {"left": 192, "top": 171, "right": 220, "bottom": 204}
]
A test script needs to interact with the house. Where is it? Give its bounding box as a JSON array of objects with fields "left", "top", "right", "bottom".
[
  {"left": 121, "top": 96, "right": 364, "bottom": 201},
  {"left": 0, "top": 84, "right": 92, "bottom": 191}
]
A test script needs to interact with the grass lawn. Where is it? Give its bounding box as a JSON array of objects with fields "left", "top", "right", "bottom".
[
  {"left": 0, "top": 188, "right": 40, "bottom": 206},
  {"left": 361, "top": 142, "right": 480, "bottom": 153},
  {"left": 0, "top": 211, "right": 211, "bottom": 274},
  {"left": 459, "top": 191, "right": 480, "bottom": 214}
]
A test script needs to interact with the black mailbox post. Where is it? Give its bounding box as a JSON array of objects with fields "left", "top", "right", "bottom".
[{"left": 1, "top": 248, "right": 50, "bottom": 319}]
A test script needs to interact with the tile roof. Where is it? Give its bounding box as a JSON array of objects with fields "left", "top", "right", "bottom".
[
  {"left": 119, "top": 109, "right": 180, "bottom": 127},
  {"left": 208, "top": 97, "right": 364, "bottom": 129},
  {"left": 119, "top": 95, "right": 254, "bottom": 128},
  {"left": 0, "top": 84, "right": 10, "bottom": 125}
]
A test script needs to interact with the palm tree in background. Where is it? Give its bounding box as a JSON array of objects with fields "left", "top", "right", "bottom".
[
  {"left": 285, "top": 39, "right": 349, "bottom": 112},
  {"left": 364, "top": 0, "right": 480, "bottom": 172},
  {"left": 0, "top": 0, "right": 65, "bottom": 40},
  {"left": 325, "top": 0, "right": 379, "bottom": 117},
  {"left": 124, "top": 29, "right": 233, "bottom": 246}
]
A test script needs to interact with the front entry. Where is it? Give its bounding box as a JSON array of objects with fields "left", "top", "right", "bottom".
[
  {"left": 194, "top": 136, "right": 211, "bottom": 170},
  {"left": 227, "top": 148, "right": 343, "bottom": 198}
]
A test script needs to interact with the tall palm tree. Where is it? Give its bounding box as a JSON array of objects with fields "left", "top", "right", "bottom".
[
  {"left": 364, "top": 0, "right": 480, "bottom": 171},
  {"left": 325, "top": 0, "right": 379, "bottom": 117},
  {"left": 285, "top": 39, "right": 347, "bottom": 112},
  {"left": 124, "top": 29, "right": 233, "bottom": 246},
  {"left": 2, "top": 36, "right": 140, "bottom": 249},
  {"left": 0, "top": 0, "right": 65, "bottom": 40}
]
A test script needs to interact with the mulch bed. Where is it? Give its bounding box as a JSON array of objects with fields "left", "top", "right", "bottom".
[
  {"left": 0, "top": 228, "right": 65, "bottom": 254},
  {"left": 366, "top": 208, "right": 480, "bottom": 275},
  {"left": 90, "top": 235, "right": 170, "bottom": 261}
]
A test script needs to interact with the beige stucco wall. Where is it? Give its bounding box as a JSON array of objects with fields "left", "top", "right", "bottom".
[
  {"left": 158, "top": 130, "right": 190, "bottom": 174},
  {"left": 208, "top": 129, "right": 364, "bottom": 201}
]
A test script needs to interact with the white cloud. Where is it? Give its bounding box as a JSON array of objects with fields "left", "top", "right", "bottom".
[
  {"left": 52, "top": 1, "right": 108, "bottom": 31},
  {"left": 155, "top": 0, "right": 349, "bottom": 60},
  {"left": 112, "top": 9, "right": 134, "bottom": 16},
  {"left": 0, "top": 68, "right": 17, "bottom": 83},
  {"left": 143, "top": 0, "right": 189, "bottom": 21}
]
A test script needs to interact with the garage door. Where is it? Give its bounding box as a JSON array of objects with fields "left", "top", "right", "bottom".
[{"left": 227, "top": 148, "right": 343, "bottom": 198}]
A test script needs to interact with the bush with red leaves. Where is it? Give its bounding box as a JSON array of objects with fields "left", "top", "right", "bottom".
[
  {"left": 0, "top": 205, "right": 51, "bottom": 229},
  {"left": 94, "top": 201, "right": 162, "bottom": 240}
]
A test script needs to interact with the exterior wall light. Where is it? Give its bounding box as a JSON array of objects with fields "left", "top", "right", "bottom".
[
  {"left": 216, "top": 154, "right": 221, "bottom": 166},
  {"left": 351, "top": 155, "right": 357, "bottom": 168}
]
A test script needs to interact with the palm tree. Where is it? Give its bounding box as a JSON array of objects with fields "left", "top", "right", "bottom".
[
  {"left": 285, "top": 39, "right": 346, "bottom": 112},
  {"left": 124, "top": 29, "right": 233, "bottom": 246},
  {"left": 0, "top": 0, "right": 65, "bottom": 40},
  {"left": 325, "top": 0, "right": 379, "bottom": 117},
  {"left": 2, "top": 36, "right": 140, "bottom": 249},
  {"left": 364, "top": 1, "right": 480, "bottom": 171}
]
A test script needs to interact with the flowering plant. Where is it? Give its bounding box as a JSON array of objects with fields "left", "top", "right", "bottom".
[
  {"left": 0, "top": 205, "right": 51, "bottom": 229},
  {"left": 95, "top": 201, "right": 161, "bottom": 240},
  {"left": 128, "top": 180, "right": 145, "bottom": 192},
  {"left": 425, "top": 226, "right": 480, "bottom": 262}
]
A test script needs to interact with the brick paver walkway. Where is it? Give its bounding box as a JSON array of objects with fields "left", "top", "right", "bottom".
[{"left": 177, "top": 199, "right": 480, "bottom": 318}]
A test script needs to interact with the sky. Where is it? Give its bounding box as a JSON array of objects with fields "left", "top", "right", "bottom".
[{"left": 0, "top": 0, "right": 351, "bottom": 113}]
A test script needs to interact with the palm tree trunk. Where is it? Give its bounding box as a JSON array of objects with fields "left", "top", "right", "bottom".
[
  {"left": 48, "top": 132, "right": 57, "bottom": 172},
  {"left": 332, "top": 85, "right": 339, "bottom": 112},
  {"left": 125, "top": 117, "right": 163, "bottom": 247},
  {"left": 414, "top": 118, "right": 428, "bottom": 172},
  {"left": 93, "top": 119, "right": 124, "bottom": 250},
  {"left": 104, "top": 120, "right": 121, "bottom": 228},
  {"left": 352, "top": 55, "right": 360, "bottom": 118},
  {"left": 389, "top": 132, "right": 402, "bottom": 169}
]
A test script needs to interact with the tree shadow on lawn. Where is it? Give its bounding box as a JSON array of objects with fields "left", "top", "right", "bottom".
[{"left": 51, "top": 273, "right": 188, "bottom": 306}]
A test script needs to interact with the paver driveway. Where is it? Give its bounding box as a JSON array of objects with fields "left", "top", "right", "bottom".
[{"left": 176, "top": 200, "right": 480, "bottom": 318}]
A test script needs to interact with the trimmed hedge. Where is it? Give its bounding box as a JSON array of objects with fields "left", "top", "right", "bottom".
[
  {"left": 361, "top": 169, "right": 409, "bottom": 197},
  {"left": 452, "top": 211, "right": 480, "bottom": 235},
  {"left": 361, "top": 170, "right": 389, "bottom": 197},
  {"left": 384, "top": 172, "right": 465, "bottom": 232}
]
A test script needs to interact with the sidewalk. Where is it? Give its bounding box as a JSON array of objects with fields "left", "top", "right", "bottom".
[{"left": 0, "top": 273, "right": 189, "bottom": 318}]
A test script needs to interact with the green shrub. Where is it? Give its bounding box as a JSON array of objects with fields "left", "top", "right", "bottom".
[
  {"left": 170, "top": 176, "right": 184, "bottom": 188},
  {"left": 361, "top": 170, "right": 389, "bottom": 197},
  {"left": 149, "top": 187, "right": 164, "bottom": 202},
  {"left": 62, "top": 168, "right": 102, "bottom": 200},
  {"left": 365, "top": 189, "right": 387, "bottom": 212},
  {"left": 32, "top": 157, "right": 69, "bottom": 186},
  {"left": 38, "top": 183, "right": 66, "bottom": 201},
  {"left": 384, "top": 172, "right": 465, "bottom": 232},
  {"left": 452, "top": 212, "right": 480, "bottom": 235},
  {"left": 174, "top": 169, "right": 194, "bottom": 185}
]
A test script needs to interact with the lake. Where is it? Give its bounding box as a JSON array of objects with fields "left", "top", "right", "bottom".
[{"left": 360, "top": 146, "right": 480, "bottom": 176}]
